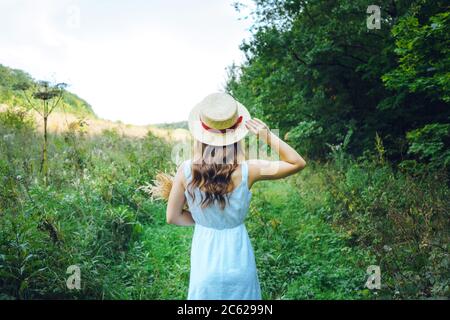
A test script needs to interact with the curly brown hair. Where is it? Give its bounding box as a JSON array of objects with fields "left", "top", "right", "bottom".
[{"left": 187, "top": 140, "right": 244, "bottom": 210}]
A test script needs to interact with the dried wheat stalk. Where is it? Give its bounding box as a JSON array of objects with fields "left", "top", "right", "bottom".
[{"left": 138, "top": 172, "right": 175, "bottom": 201}]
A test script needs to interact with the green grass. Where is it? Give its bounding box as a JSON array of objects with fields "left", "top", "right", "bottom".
[
  {"left": 0, "top": 112, "right": 447, "bottom": 299},
  {"left": 247, "top": 178, "right": 375, "bottom": 299},
  {"left": 95, "top": 175, "right": 375, "bottom": 300}
]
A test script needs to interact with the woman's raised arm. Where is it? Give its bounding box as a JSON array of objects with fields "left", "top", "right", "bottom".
[{"left": 245, "top": 118, "right": 306, "bottom": 187}]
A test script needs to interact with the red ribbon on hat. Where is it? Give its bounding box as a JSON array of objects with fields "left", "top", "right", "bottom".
[{"left": 201, "top": 116, "right": 243, "bottom": 133}]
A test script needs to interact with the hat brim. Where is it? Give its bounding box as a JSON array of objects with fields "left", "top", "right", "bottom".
[{"left": 188, "top": 99, "right": 251, "bottom": 146}]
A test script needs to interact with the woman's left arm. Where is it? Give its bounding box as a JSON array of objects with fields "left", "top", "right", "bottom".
[{"left": 166, "top": 163, "right": 195, "bottom": 226}]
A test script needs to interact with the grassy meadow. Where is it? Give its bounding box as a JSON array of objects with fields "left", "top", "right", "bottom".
[{"left": 1, "top": 107, "right": 448, "bottom": 300}]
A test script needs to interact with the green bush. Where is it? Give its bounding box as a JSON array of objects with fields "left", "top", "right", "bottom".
[
  {"left": 323, "top": 156, "right": 449, "bottom": 298},
  {"left": 404, "top": 123, "right": 450, "bottom": 171},
  {"left": 0, "top": 106, "right": 35, "bottom": 132},
  {"left": 0, "top": 121, "right": 175, "bottom": 299}
]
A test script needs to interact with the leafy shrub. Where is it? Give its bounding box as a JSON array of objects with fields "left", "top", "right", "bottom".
[
  {"left": 286, "top": 121, "right": 324, "bottom": 159},
  {"left": 404, "top": 123, "right": 450, "bottom": 171},
  {"left": 0, "top": 121, "right": 175, "bottom": 299},
  {"left": 323, "top": 156, "right": 449, "bottom": 298},
  {"left": 0, "top": 106, "right": 35, "bottom": 132}
]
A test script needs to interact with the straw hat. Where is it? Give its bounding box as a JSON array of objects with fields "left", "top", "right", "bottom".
[{"left": 188, "top": 92, "right": 251, "bottom": 146}]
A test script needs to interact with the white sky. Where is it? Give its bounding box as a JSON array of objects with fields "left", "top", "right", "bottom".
[{"left": 0, "top": 0, "right": 253, "bottom": 125}]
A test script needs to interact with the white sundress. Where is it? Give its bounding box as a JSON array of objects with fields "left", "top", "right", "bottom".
[{"left": 183, "top": 159, "right": 262, "bottom": 300}]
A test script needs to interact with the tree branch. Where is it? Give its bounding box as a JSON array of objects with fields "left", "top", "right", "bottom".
[
  {"left": 290, "top": 50, "right": 308, "bottom": 65},
  {"left": 21, "top": 90, "right": 44, "bottom": 117},
  {"left": 49, "top": 93, "right": 63, "bottom": 115}
]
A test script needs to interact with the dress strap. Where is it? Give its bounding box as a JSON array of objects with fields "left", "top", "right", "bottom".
[
  {"left": 241, "top": 160, "right": 248, "bottom": 185},
  {"left": 183, "top": 159, "right": 192, "bottom": 183}
]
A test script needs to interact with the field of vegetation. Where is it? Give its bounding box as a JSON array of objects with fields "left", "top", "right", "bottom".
[
  {"left": 0, "top": 0, "right": 449, "bottom": 300},
  {"left": 0, "top": 107, "right": 448, "bottom": 299}
]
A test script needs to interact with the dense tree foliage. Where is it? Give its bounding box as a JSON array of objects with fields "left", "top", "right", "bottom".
[
  {"left": 227, "top": 0, "right": 449, "bottom": 169},
  {"left": 224, "top": 0, "right": 450, "bottom": 299}
]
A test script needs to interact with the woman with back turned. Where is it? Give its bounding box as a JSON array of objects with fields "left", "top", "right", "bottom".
[{"left": 166, "top": 93, "right": 306, "bottom": 299}]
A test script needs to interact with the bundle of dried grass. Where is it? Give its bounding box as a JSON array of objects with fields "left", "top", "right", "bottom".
[{"left": 138, "top": 172, "right": 175, "bottom": 201}]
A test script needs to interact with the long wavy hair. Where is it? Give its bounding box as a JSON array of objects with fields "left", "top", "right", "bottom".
[{"left": 187, "top": 140, "right": 244, "bottom": 210}]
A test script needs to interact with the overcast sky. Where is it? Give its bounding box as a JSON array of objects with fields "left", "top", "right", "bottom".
[{"left": 0, "top": 0, "right": 253, "bottom": 125}]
